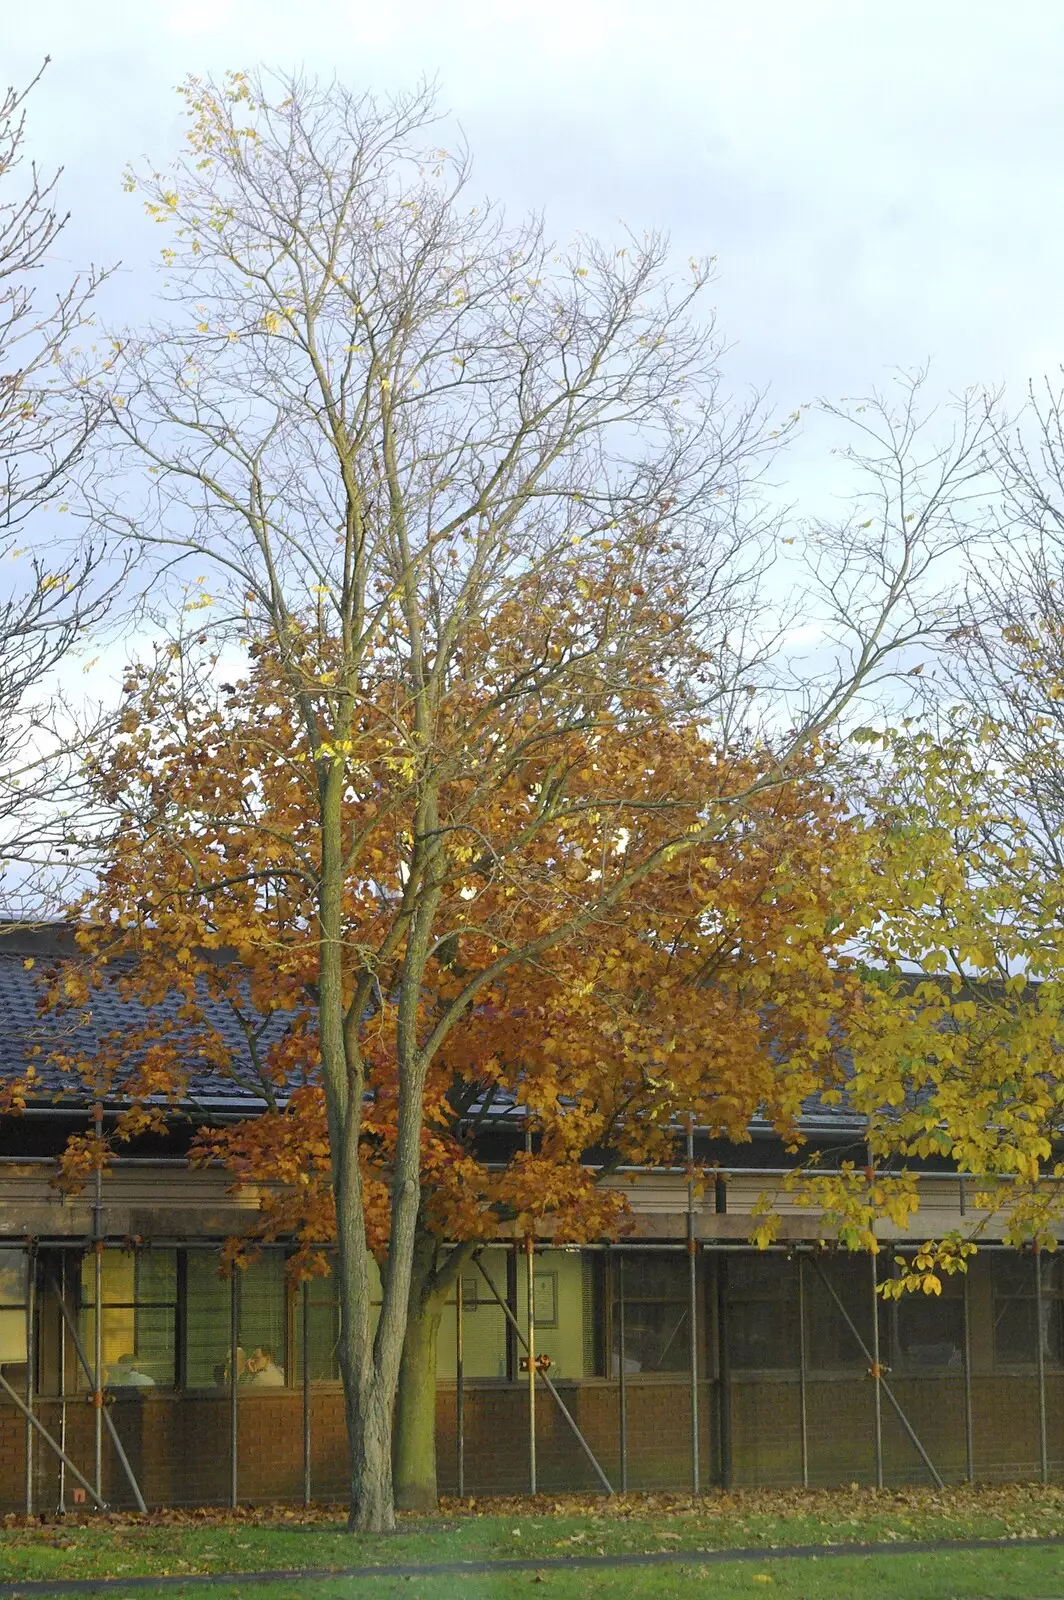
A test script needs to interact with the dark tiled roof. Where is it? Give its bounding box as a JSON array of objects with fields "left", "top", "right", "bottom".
[
  {"left": 0, "top": 947, "right": 297, "bottom": 1112},
  {"left": 0, "top": 924, "right": 866, "bottom": 1134}
]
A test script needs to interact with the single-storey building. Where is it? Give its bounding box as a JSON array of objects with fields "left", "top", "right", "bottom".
[{"left": 0, "top": 923, "right": 1061, "bottom": 1511}]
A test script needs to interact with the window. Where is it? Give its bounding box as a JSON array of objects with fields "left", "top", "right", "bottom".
[
  {"left": 612, "top": 1253, "right": 690, "bottom": 1375},
  {"left": 0, "top": 1249, "right": 27, "bottom": 1370},
  {"left": 295, "top": 1261, "right": 343, "bottom": 1383},
  {"left": 78, "top": 1250, "right": 177, "bottom": 1388},
  {"left": 185, "top": 1251, "right": 232, "bottom": 1388},
  {"left": 185, "top": 1251, "right": 292, "bottom": 1388},
  {"left": 804, "top": 1255, "right": 874, "bottom": 1371},
  {"left": 293, "top": 1255, "right": 386, "bottom": 1384},
  {"left": 890, "top": 1268, "right": 963, "bottom": 1369},
  {"left": 726, "top": 1255, "right": 799, "bottom": 1371},
  {"left": 993, "top": 1254, "right": 1064, "bottom": 1368}
]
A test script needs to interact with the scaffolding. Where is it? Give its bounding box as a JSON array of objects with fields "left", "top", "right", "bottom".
[{"left": 0, "top": 1154, "right": 1059, "bottom": 1508}]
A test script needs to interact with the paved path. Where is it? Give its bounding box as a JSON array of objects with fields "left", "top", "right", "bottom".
[{"left": 1, "top": 1534, "right": 1062, "bottom": 1596}]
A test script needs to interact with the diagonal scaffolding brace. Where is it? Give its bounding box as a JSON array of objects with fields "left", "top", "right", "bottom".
[
  {"left": 472, "top": 1251, "right": 614, "bottom": 1494},
  {"left": 0, "top": 1370, "right": 106, "bottom": 1509},
  {"left": 48, "top": 1271, "right": 148, "bottom": 1512},
  {"left": 810, "top": 1255, "right": 944, "bottom": 1490}
]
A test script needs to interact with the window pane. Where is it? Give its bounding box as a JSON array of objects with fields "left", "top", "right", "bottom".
[
  {"left": 726, "top": 1256, "right": 799, "bottom": 1371},
  {"left": 993, "top": 1255, "right": 1034, "bottom": 1297},
  {"left": 81, "top": 1250, "right": 135, "bottom": 1306},
  {"left": 137, "top": 1251, "right": 178, "bottom": 1302},
  {"left": 185, "top": 1252, "right": 232, "bottom": 1388},
  {"left": 620, "top": 1300, "right": 689, "bottom": 1373},
  {"left": 729, "top": 1255, "right": 794, "bottom": 1299},
  {"left": 0, "top": 1307, "right": 27, "bottom": 1365},
  {"left": 894, "top": 1294, "right": 964, "bottom": 1368},
  {"left": 239, "top": 1255, "right": 287, "bottom": 1386},
  {"left": 623, "top": 1255, "right": 687, "bottom": 1301},
  {"left": 727, "top": 1298, "right": 799, "bottom": 1370},
  {"left": 805, "top": 1256, "right": 873, "bottom": 1370},
  {"left": 437, "top": 1249, "right": 509, "bottom": 1380},
  {"left": 0, "top": 1251, "right": 27, "bottom": 1307},
  {"left": 994, "top": 1295, "right": 1064, "bottom": 1367},
  {"left": 299, "top": 1297, "right": 340, "bottom": 1381}
]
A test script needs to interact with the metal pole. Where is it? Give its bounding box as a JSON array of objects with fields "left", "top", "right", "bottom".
[
  {"left": 0, "top": 1370, "right": 106, "bottom": 1510},
  {"left": 810, "top": 1256, "right": 944, "bottom": 1489},
  {"left": 229, "top": 1269, "right": 239, "bottom": 1510},
  {"left": 617, "top": 1250, "right": 628, "bottom": 1493},
  {"left": 525, "top": 1236, "right": 536, "bottom": 1497},
  {"left": 49, "top": 1276, "right": 147, "bottom": 1513},
  {"left": 715, "top": 1253, "right": 732, "bottom": 1489},
  {"left": 473, "top": 1253, "right": 613, "bottom": 1493},
  {"left": 25, "top": 1246, "right": 35, "bottom": 1516},
  {"left": 962, "top": 1266, "right": 975, "bottom": 1484},
  {"left": 302, "top": 1279, "right": 311, "bottom": 1508},
  {"left": 871, "top": 1250, "right": 884, "bottom": 1490},
  {"left": 456, "top": 1271, "right": 465, "bottom": 1499},
  {"left": 58, "top": 1252, "right": 67, "bottom": 1514},
  {"left": 92, "top": 1107, "right": 104, "bottom": 1504},
  {"left": 93, "top": 1111, "right": 104, "bottom": 1505},
  {"left": 1035, "top": 1250, "right": 1049, "bottom": 1485},
  {"left": 687, "top": 1121, "right": 700, "bottom": 1495},
  {"left": 797, "top": 1254, "right": 809, "bottom": 1489}
]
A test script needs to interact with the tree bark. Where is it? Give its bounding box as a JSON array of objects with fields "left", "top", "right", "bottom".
[{"left": 393, "top": 1285, "right": 445, "bottom": 1512}]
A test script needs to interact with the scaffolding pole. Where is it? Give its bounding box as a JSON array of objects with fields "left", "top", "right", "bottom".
[
  {"left": 456, "top": 1270, "right": 465, "bottom": 1499},
  {"left": 58, "top": 1252, "right": 67, "bottom": 1514},
  {"left": 24, "top": 1245, "right": 35, "bottom": 1516},
  {"left": 962, "top": 1266, "right": 975, "bottom": 1484},
  {"left": 302, "top": 1279, "right": 311, "bottom": 1508},
  {"left": 797, "top": 1254, "right": 809, "bottom": 1489},
  {"left": 870, "top": 1251, "right": 884, "bottom": 1490},
  {"left": 1036, "top": 1249, "right": 1049, "bottom": 1485},
  {"left": 229, "top": 1270, "right": 239, "bottom": 1510},
  {"left": 92, "top": 1107, "right": 104, "bottom": 1506},
  {"left": 617, "top": 1248, "right": 628, "bottom": 1493},
  {"left": 473, "top": 1252, "right": 613, "bottom": 1494},
  {"left": 715, "top": 1254, "right": 732, "bottom": 1489},
  {"left": 525, "top": 1237, "right": 537, "bottom": 1496},
  {"left": 810, "top": 1256, "right": 944, "bottom": 1489},
  {"left": 686, "top": 1122, "right": 700, "bottom": 1495}
]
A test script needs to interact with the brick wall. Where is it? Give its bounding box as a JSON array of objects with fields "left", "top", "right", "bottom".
[{"left": 2, "top": 1374, "right": 1062, "bottom": 1511}]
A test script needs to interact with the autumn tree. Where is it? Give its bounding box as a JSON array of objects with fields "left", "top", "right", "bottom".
[
  {"left": 44, "top": 626, "right": 871, "bottom": 1508},
  {"left": 0, "top": 62, "right": 118, "bottom": 915},
  {"left": 80, "top": 70, "right": 996, "bottom": 1527}
]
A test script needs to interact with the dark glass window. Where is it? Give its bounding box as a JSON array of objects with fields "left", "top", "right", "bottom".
[
  {"left": 726, "top": 1254, "right": 799, "bottom": 1371},
  {"left": 890, "top": 1269, "right": 963, "bottom": 1369},
  {"left": 993, "top": 1254, "right": 1064, "bottom": 1368},
  {"left": 612, "top": 1253, "right": 689, "bottom": 1374},
  {"left": 804, "top": 1255, "right": 874, "bottom": 1371}
]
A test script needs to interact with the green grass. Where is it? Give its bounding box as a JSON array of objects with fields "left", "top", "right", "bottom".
[
  {"left": 28, "top": 1547, "right": 1064, "bottom": 1600},
  {"left": 1, "top": 1485, "right": 1063, "bottom": 1589}
]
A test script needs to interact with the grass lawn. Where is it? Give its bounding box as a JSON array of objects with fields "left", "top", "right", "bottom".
[
  {"left": 6, "top": 1547, "right": 1064, "bottom": 1600},
  {"left": 0, "top": 1485, "right": 1063, "bottom": 1593}
]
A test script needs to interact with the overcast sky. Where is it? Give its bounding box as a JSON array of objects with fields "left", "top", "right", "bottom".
[{"left": 7, "top": 0, "right": 1064, "bottom": 513}]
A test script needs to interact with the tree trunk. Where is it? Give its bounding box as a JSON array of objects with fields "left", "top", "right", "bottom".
[
  {"left": 393, "top": 1288, "right": 444, "bottom": 1512},
  {"left": 347, "top": 1376, "right": 397, "bottom": 1532}
]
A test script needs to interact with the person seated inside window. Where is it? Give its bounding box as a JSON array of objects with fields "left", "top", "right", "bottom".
[
  {"left": 107, "top": 1353, "right": 156, "bottom": 1387},
  {"left": 244, "top": 1346, "right": 285, "bottom": 1386},
  {"left": 216, "top": 1346, "right": 247, "bottom": 1388}
]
